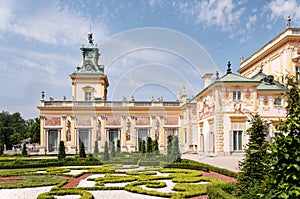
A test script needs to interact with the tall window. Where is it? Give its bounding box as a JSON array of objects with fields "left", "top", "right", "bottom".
[
  {"left": 233, "top": 123, "right": 243, "bottom": 151},
  {"left": 274, "top": 97, "right": 282, "bottom": 106},
  {"left": 85, "top": 92, "right": 92, "bottom": 101},
  {"left": 233, "top": 91, "right": 241, "bottom": 101},
  {"left": 296, "top": 66, "right": 300, "bottom": 80}
]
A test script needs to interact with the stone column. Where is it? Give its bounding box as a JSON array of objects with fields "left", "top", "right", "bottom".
[
  {"left": 39, "top": 116, "right": 46, "bottom": 153},
  {"left": 61, "top": 116, "right": 67, "bottom": 142}
]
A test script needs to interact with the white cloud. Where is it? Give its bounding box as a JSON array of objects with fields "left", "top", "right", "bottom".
[
  {"left": 246, "top": 15, "right": 257, "bottom": 31},
  {"left": 177, "top": 0, "right": 245, "bottom": 31},
  {"left": 2, "top": 1, "right": 108, "bottom": 46},
  {"left": 265, "top": 0, "right": 300, "bottom": 25},
  {"left": 0, "top": 0, "right": 15, "bottom": 31}
]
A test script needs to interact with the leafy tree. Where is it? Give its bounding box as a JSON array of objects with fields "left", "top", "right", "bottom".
[
  {"left": 94, "top": 140, "right": 99, "bottom": 155},
  {"left": 0, "top": 143, "right": 4, "bottom": 155},
  {"left": 236, "top": 114, "right": 269, "bottom": 198},
  {"left": 171, "top": 135, "right": 181, "bottom": 162},
  {"left": 103, "top": 141, "right": 110, "bottom": 161},
  {"left": 79, "top": 141, "right": 86, "bottom": 158},
  {"left": 26, "top": 117, "right": 40, "bottom": 143},
  {"left": 152, "top": 139, "right": 159, "bottom": 155},
  {"left": 167, "top": 135, "right": 173, "bottom": 156},
  {"left": 111, "top": 141, "right": 116, "bottom": 157},
  {"left": 260, "top": 75, "right": 300, "bottom": 198},
  {"left": 146, "top": 137, "right": 152, "bottom": 153},
  {"left": 138, "top": 140, "right": 142, "bottom": 152},
  {"left": 22, "top": 143, "right": 27, "bottom": 156},
  {"left": 116, "top": 139, "right": 121, "bottom": 154},
  {"left": 0, "top": 111, "right": 27, "bottom": 150},
  {"left": 58, "top": 141, "right": 66, "bottom": 160}
]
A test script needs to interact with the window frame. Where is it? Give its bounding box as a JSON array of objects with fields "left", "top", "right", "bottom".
[{"left": 233, "top": 91, "right": 241, "bottom": 101}]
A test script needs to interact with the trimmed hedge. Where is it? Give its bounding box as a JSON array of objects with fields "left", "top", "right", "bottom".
[
  {"left": 207, "top": 183, "right": 238, "bottom": 199},
  {"left": 37, "top": 188, "right": 93, "bottom": 199},
  {"left": 138, "top": 160, "right": 160, "bottom": 166}
]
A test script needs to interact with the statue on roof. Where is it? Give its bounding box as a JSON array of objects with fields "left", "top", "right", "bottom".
[
  {"left": 88, "top": 32, "right": 94, "bottom": 45},
  {"left": 286, "top": 16, "right": 291, "bottom": 28}
]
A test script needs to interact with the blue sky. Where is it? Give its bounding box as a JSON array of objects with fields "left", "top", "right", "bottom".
[{"left": 0, "top": 0, "right": 300, "bottom": 119}]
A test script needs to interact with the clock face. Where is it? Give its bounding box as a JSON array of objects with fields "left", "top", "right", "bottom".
[
  {"left": 85, "top": 64, "right": 92, "bottom": 71},
  {"left": 85, "top": 60, "right": 93, "bottom": 71}
]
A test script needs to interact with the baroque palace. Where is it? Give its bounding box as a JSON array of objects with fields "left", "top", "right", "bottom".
[{"left": 38, "top": 24, "right": 300, "bottom": 155}]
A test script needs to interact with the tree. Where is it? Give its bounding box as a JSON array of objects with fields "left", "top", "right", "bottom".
[
  {"left": 167, "top": 135, "right": 173, "bottom": 156},
  {"left": 26, "top": 117, "right": 40, "bottom": 143},
  {"left": 103, "top": 141, "right": 110, "bottom": 161},
  {"left": 58, "top": 141, "right": 66, "bottom": 160},
  {"left": 116, "top": 139, "right": 121, "bottom": 154},
  {"left": 0, "top": 111, "right": 27, "bottom": 150},
  {"left": 111, "top": 141, "right": 116, "bottom": 157},
  {"left": 22, "top": 143, "right": 27, "bottom": 156},
  {"left": 94, "top": 140, "right": 99, "bottom": 155},
  {"left": 152, "top": 139, "right": 159, "bottom": 155},
  {"left": 79, "top": 141, "right": 86, "bottom": 158},
  {"left": 0, "top": 143, "right": 4, "bottom": 155},
  {"left": 171, "top": 135, "right": 181, "bottom": 162},
  {"left": 236, "top": 114, "right": 269, "bottom": 198},
  {"left": 260, "top": 75, "right": 300, "bottom": 198},
  {"left": 146, "top": 137, "right": 152, "bottom": 153}
]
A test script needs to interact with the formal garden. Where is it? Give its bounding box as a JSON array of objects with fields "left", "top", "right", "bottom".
[{"left": 0, "top": 132, "right": 238, "bottom": 199}]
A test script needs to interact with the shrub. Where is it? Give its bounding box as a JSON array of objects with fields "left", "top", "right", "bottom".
[
  {"left": 152, "top": 139, "right": 159, "bottom": 155},
  {"left": 116, "top": 139, "right": 121, "bottom": 154},
  {"left": 37, "top": 189, "right": 93, "bottom": 199},
  {"left": 94, "top": 140, "right": 99, "bottom": 155},
  {"left": 235, "top": 114, "right": 269, "bottom": 197},
  {"left": 79, "top": 141, "right": 86, "bottom": 158},
  {"left": 57, "top": 141, "right": 66, "bottom": 160},
  {"left": 103, "top": 141, "right": 109, "bottom": 161},
  {"left": 0, "top": 143, "right": 4, "bottom": 155},
  {"left": 171, "top": 135, "right": 181, "bottom": 162},
  {"left": 111, "top": 141, "right": 116, "bottom": 157},
  {"left": 260, "top": 75, "right": 300, "bottom": 198},
  {"left": 22, "top": 143, "right": 27, "bottom": 156},
  {"left": 146, "top": 137, "right": 152, "bottom": 153},
  {"left": 141, "top": 140, "right": 146, "bottom": 154},
  {"left": 207, "top": 183, "right": 238, "bottom": 199},
  {"left": 167, "top": 135, "right": 172, "bottom": 157}
]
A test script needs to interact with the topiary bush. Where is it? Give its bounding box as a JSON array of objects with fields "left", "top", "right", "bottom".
[
  {"left": 79, "top": 141, "right": 86, "bottom": 158},
  {"left": 57, "top": 141, "right": 66, "bottom": 160},
  {"left": 103, "top": 141, "right": 109, "bottom": 161},
  {"left": 22, "top": 143, "right": 27, "bottom": 156}
]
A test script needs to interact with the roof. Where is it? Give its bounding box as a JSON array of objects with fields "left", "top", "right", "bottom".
[
  {"left": 217, "top": 72, "right": 260, "bottom": 83},
  {"left": 250, "top": 71, "right": 287, "bottom": 91}
]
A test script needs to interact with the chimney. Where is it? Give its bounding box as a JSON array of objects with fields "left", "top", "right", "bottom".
[{"left": 202, "top": 73, "right": 214, "bottom": 88}]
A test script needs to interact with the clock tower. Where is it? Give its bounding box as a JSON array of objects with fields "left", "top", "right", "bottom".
[{"left": 70, "top": 32, "right": 109, "bottom": 101}]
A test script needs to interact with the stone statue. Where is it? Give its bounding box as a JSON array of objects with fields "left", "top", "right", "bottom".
[{"left": 286, "top": 16, "right": 291, "bottom": 28}]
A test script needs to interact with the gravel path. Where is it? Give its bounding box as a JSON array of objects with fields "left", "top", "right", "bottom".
[{"left": 0, "top": 186, "right": 53, "bottom": 199}]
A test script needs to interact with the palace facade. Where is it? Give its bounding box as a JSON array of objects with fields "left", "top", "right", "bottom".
[
  {"left": 39, "top": 25, "right": 299, "bottom": 155},
  {"left": 38, "top": 32, "right": 197, "bottom": 154}
]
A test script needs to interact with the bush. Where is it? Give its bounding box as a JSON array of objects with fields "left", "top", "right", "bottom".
[
  {"left": 117, "top": 139, "right": 121, "bottom": 154},
  {"left": 104, "top": 141, "right": 109, "bottom": 161},
  {"left": 146, "top": 137, "right": 152, "bottom": 153},
  {"left": 111, "top": 141, "right": 116, "bottom": 157},
  {"left": 57, "top": 141, "right": 66, "bottom": 160},
  {"left": 152, "top": 139, "right": 159, "bottom": 155},
  {"left": 207, "top": 183, "right": 238, "bottom": 199},
  {"left": 171, "top": 135, "right": 181, "bottom": 162},
  {"left": 94, "top": 140, "right": 99, "bottom": 155},
  {"left": 22, "top": 143, "right": 27, "bottom": 156},
  {"left": 79, "top": 141, "right": 86, "bottom": 158},
  {"left": 37, "top": 189, "right": 93, "bottom": 199},
  {"left": 235, "top": 114, "right": 269, "bottom": 197},
  {"left": 0, "top": 143, "right": 4, "bottom": 155}
]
